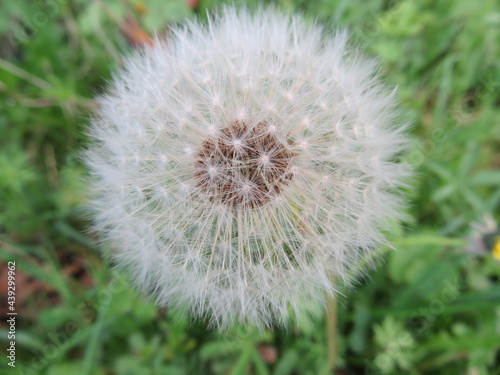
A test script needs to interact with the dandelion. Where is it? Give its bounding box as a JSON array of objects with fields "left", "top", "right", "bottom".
[
  {"left": 84, "top": 6, "right": 410, "bottom": 328},
  {"left": 466, "top": 214, "right": 500, "bottom": 260}
]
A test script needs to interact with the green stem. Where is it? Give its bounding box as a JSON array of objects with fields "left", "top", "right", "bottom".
[{"left": 326, "top": 280, "right": 338, "bottom": 373}]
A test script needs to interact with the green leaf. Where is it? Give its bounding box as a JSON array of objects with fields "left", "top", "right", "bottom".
[
  {"left": 469, "top": 170, "right": 500, "bottom": 186},
  {"left": 39, "top": 306, "right": 75, "bottom": 328},
  {"left": 273, "top": 350, "right": 298, "bottom": 375},
  {"left": 431, "top": 184, "right": 456, "bottom": 201},
  {"left": 229, "top": 345, "right": 254, "bottom": 375}
]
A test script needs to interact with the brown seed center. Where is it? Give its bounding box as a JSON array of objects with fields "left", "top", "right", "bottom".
[{"left": 195, "top": 121, "right": 296, "bottom": 209}]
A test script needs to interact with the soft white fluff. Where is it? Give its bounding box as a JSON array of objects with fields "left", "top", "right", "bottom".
[{"left": 84, "top": 6, "right": 410, "bottom": 328}]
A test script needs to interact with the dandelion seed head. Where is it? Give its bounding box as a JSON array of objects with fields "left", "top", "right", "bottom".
[{"left": 84, "top": 6, "right": 411, "bottom": 329}]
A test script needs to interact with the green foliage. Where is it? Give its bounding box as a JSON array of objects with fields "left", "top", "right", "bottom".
[{"left": 1, "top": 0, "right": 499, "bottom": 374}]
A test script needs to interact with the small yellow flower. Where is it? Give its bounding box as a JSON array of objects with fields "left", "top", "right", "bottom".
[{"left": 493, "top": 237, "right": 500, "bottom": 261}]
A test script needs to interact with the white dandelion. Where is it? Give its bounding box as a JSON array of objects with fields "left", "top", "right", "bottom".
[{"left": 84, "top": 6, "right": 410, "bottom": 328}]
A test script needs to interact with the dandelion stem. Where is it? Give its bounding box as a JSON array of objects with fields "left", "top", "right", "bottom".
[{"left": 326, "top": 278, "right": 338, "bottom": 373}]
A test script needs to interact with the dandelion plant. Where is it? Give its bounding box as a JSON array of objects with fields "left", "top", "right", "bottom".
[{"left": 84, "top": 6, "right": 410, "bottom": 329}]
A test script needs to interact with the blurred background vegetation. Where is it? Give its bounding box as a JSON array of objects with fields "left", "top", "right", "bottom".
[{"left": 0, "top": 0, "right": 499, "bottom": 374}]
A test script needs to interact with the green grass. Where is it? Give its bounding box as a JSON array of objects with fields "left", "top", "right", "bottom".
[{"left": 1, "top": 0, "right": 499, "bottom": 374}]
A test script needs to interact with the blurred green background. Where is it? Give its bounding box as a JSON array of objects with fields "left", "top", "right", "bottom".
[{"left": 0, "top": 0, "right": 499, "bottom": 374}]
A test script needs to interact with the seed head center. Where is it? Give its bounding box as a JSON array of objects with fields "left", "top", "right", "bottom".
[{"left": 195, "top": 121, "right": 296, "bottom": 209}]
